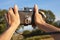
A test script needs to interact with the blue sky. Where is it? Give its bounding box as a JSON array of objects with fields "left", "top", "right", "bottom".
[{"left": 0, "top": 0, "right": 60, "bottom": 20}]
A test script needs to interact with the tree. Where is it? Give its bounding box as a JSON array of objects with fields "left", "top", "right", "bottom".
[
  {"left": 46, "top": 10, "right": 55, "bottom": 24},
  {"left": 53, "top": 20, "right": 60, "bottom": 28},
  {"left": 23, "top": 30, "right": 31, "bottom": 35},
  {"left": 0, "top": 9, "right": 7, "bottom": 34}
]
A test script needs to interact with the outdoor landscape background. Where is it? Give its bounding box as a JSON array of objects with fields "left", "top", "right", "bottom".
[{"left": 0, "top": 0, "right": 60, "bottom": 40}]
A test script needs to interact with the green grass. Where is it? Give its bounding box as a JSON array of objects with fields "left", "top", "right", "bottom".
[
  {"left": 11, "top": 35, "right": 54, "bottom": 40},
  {"left": 23, "top": 35, "right": 54, "bottom": 40}
]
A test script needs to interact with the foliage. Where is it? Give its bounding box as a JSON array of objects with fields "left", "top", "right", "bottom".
[
  {"left": 23, "top": 29, "right": 45, "bottom": 38},
  {"left": 0, "top": 9, "right": 7, "bottom": 34},
  {"left": 53, "top": 20, "right": 60, "bottom": 28},
  {"left": 23, "top": 35, "right": 53, "bottom": 40},
  {"left": 23, "top": 30, "right": 31, "bottom": 35}
]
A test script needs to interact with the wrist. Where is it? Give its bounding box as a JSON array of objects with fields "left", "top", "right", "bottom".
[{"left": 11, "top": 23, "right": 20, "bottom": 28}]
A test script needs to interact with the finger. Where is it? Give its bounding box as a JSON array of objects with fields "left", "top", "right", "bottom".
[
  {"left": 14, "top": 5, "right": 19, "bottom": 15},
  {"left": 5, "top": 13, "right": 11, "bottom": 25},
  {"left": 5, "top": 13, "right": 11, "bottom": 24},
  {"left": 7, "top": 12, "right": 11, "bottom": 25},
  {"left": 8, "top": 8, "right": 15, "bottom": 17},
  {"left": 5, "top": 13, "right": 8, "bottom": 22},
  {"left": 34, "top": 4, "right": 38, "bottom": 14}
]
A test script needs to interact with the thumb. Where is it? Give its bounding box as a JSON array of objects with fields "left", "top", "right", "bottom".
[{"left": 34, "top": 4, "right": 38, "bottom": 14}]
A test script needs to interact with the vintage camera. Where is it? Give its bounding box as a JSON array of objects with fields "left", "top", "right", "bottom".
[{"left": 18, "top": 8, "right": 46, "bottom": 26}]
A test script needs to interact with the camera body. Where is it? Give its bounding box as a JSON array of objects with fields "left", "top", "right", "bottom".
[
  {"left": 18, "top": 8, "right": 46, "bottom": 26},
  {"left": 19, "top": 11, "right": 33, "bottom": 25}
]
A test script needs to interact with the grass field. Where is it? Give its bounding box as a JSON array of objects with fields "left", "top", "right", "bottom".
[
  {"left": 23, "top": 35, "right": 54, "bottom": 40},
  {"left": 12, "top": 34, "right": 54, "bottom": 40}
]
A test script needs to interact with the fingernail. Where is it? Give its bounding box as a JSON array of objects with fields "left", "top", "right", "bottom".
[
  {"left": 35, "top": 4, "right": 38, "bottom": 9},
  {"left": 14, "top": 4, "right": 17, "bottom": 8}
]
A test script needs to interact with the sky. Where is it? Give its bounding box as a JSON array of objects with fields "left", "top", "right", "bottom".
[
  {"left": 0, "top": 0, "right": 60, "bottom": 31},
  {"left": 0, "top": 0, "right": 60, "bottom": 20}
]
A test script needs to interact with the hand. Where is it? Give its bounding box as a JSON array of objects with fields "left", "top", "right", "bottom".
[
  {"left": 5, "top": 5, "right": 20, "bottom": 27},
  {"left": 34, "top": 5, "right": 45, "bottom": 25}
]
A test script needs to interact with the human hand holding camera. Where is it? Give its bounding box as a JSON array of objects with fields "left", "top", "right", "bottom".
[
  {"left": 34, "top": 5, "right": 45, "bottom": 25},
  {"left": 5, "top": 5, "right": 20, "bottom": 27}
]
